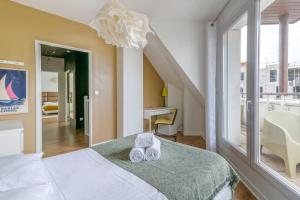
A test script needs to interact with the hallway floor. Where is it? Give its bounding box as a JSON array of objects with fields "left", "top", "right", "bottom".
[{"left": 42, "top": 117, "right": 89, "bottom": 157}]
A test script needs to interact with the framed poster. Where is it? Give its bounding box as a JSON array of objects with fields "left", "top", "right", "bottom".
[{"left": 0, "top": 67, "right": 28, "bottom": 115}]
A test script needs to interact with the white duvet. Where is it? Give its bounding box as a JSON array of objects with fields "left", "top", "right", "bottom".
[
  {"left": 44, "top": 149, "right": 167, "bottom": 200},
  {"left": 43, "top": 149, "right": 232, "bottom": 200}
]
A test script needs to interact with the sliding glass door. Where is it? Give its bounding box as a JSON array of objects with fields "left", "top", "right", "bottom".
[
  {"left": 220, "top": 0, "right": 300, "bottom": 198},
  {"left": 255, "top": 0, "right": 300, "bottom": 194}
]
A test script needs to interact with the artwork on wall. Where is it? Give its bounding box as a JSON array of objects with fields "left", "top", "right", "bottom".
[{"left": 0, "top": 67, "right": 28, "bottom": 115}]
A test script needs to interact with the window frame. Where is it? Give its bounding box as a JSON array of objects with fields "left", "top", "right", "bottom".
[
  {"left": 221, "top": 4, "right": 251, "bottom": 165},
  {"left": 269, "top": 69, "right": 277, "bottom": 82},
  {"left": 218, "top": 0, "right": 300, "bottom": 199},
  {"left": 251, "top": 0, "right": 300, "bottom": 198}
]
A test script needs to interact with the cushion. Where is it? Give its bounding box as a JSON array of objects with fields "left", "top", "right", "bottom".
[{"left": 154, "top": 118, "right": 172, "bottom": 125}]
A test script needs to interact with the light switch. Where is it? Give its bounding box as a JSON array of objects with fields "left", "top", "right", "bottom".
[{"left": 95, "top": 90, "right": 100, "bottom": 95}]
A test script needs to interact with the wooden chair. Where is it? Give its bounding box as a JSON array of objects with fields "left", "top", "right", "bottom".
[{"left": 154, "top": 108, "right": 178, "bottom": 141}]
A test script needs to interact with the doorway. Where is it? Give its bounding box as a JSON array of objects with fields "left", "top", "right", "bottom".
[{"left": 35, "top": 41, "right": 92, "bottom": 157}]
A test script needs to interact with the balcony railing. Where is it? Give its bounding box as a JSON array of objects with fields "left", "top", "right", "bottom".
[
  {"left": 240, "top": 92, "right": 300, "bottom": 127},
  {"left": 241, "top": 92, "right": 300, "bottom": 98}
]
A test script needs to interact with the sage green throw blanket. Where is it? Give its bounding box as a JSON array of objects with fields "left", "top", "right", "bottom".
[{"left": 92, "top": 135, "right": 239, "bottom": 200}]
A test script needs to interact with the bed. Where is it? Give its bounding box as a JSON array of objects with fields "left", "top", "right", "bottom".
[
  {"left": 0, "top": 136, "right": 239, "bottom": 200},
  {"left": 42, "top": 103, "right": 59, "bottom": 115},
  {"left": 42, "top": 92, "right": 59, "bottom": 115}
]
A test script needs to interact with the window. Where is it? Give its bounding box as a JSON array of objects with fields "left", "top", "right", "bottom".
[
  {"left": 288, "top": 68, "right": 300, "bottom": 82},
  {"left": 223, "top": 12, "right": 248, "bottom": 155},
  {"left": 241, "top": 72, "right": 245, "bottom": 80},
  {"left": 260, "top": 87, "right": 263, "bottom": 98},
  {"left": 219, "top": 0, "right": 300, "bottom": 198},
  {"left": 258, "top": 0, "right": 300, "bottom": 193},
  {"left": 276, "top": 86, "right": 280, "bottom": 98},
  {"left": 269, "top": 70, "right": 277, "bottom": 82}
]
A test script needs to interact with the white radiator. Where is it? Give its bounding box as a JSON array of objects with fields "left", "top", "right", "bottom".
[{"left": 0, "top": 120, "right": 24, "bottom": 156}]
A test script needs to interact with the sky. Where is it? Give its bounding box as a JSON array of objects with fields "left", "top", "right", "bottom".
[{"left": 240, "top": 20, "right": 300, "bottom": 68}]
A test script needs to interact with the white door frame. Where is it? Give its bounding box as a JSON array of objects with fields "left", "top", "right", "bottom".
[{"left": 35, "top": 40, "right": 93, "bottom": 153}]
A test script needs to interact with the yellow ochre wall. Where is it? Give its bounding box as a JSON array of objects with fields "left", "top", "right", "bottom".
[
  {"left": 143, "top": 55, "right": 165, "bottom": 131},
  {"left": 0, "top": 1, "right": 116, "bottom": 153}
]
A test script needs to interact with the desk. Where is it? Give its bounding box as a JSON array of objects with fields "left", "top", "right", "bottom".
[{"left": 144, "top": 107, "right": 173, "bottom": 132}]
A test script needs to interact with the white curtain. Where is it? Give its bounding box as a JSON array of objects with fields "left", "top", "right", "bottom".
[{"left": 205, "top": 23, "right": 217, "bottom": 152}]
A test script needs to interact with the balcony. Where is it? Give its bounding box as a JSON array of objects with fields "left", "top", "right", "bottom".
[{"left": 240, "top": 93, "right": 300, "bottom": 187}]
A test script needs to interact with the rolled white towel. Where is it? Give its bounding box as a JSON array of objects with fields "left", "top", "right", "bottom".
[
  {"left": 134, "top": 132, "right": 154, "bottom": 148},
  {"left": 129, "top": 147, "right": 145, "bottom": 163},
  {"left": 145, "top": 137, "right": 161, "bottom": 161}
]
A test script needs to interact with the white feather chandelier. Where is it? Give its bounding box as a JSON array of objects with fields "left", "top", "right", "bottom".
[{"left": 90, "top": 0, "right": 152, "bottom": 49}]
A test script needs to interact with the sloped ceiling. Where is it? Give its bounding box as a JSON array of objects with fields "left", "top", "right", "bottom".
[{"left": 12, "top": 0, "right": 227, "bottom": 25}]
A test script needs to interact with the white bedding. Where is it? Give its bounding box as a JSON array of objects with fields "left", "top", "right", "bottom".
[{"left": 43, "top": 149, "right": 232, "bottom": 200}]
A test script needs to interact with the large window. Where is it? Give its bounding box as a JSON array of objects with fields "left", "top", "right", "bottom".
[
  {"left": 220, "top": 0, "right": 300, "bottom": 198},
  {"left": 258, "top": 0, "right": 300, "bottom": 192},
  {"left": 223, "top": 13, "right": 248, "bottom": 155},
  {"left": 269, "top": 69, "right": 277, "bottom": 82},
  {"left": 241, "top": 72, "right": 245, "bottom": 80},
  {"left": 288, "top": 68, "right": 300, "bottom": 82}
]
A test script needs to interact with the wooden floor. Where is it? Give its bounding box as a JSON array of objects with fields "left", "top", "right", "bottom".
[
  {"left": 42, "top": 117, "right": 89, "bottom": 157},
  {"left": 160, "top": 133, "right": 257, "bottom": 200}
]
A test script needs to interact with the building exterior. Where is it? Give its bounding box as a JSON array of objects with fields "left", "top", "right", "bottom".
[{"left": 240, "top": 62, "right": 300, "bottom": 99}]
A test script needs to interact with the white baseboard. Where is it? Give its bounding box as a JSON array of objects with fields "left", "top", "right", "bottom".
[{"left": 183, "top": 130, "right": 204, "bottom": 137}]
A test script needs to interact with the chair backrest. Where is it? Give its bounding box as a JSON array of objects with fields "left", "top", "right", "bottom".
[
  {"left": 265, "top": 111, "right": 300, "bottom": 142},
  {"left": 170, "top": 108, "right": 178, "bottom": 125}
]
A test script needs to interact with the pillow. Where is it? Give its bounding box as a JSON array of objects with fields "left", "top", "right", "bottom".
[
  {"left": 0, "top": 153, "right": 49, "bottom": 191},
  {"left": 0, "top": 184, "right": 50, "bottom": 200},
  {"left": 43, "top": 102, "right": 58, "bottom": 106}
]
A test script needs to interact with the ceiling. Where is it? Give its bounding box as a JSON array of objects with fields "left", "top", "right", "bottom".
[
  {"left": 12, "top": 0, "right": 227, "bottom": 25},
  {"left": 262, "top": 0, "right": 300, "bottom": 24},
  {"left": 41, "top": 44, "right": 74, "bottom": 58}
]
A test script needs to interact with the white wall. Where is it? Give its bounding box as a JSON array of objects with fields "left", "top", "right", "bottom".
[
  {"left": 147, "top": 20, "right": 207, "bottom": 137},
  {"left": 155, "top": 81, "right": 205, "bottom": 137},
  {"left": 151, "top": 20, "right": 206, "bottom": 97},
  {"left": 41, "top": 71, "right": 58, "bottom": 92},
  {"left": 117, "top": 48, "right": 144, "bottom": 138},
  {"left": 144, "top": 35, "right": 184, "bottom": 90},
  {"left": 165, "top": 83, "right": 183, "bottom": 131},
  {"left": 183, "top": 87, "right": 205, "bottom": 137}
]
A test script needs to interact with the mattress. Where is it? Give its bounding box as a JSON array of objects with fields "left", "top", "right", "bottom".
[
  {"left": 42, "top": 103, "right": 58, "bottom": 114},
  {"left": 43, "top": 149, "right": 233, "bottom": 200}
]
